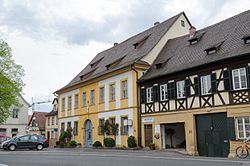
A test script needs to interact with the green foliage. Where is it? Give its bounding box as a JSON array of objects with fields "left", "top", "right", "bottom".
[
  {"left": 127, "top": 136, "right": 137, "bottom": 148},
  {"left": 56, "top": 141, "right": 60, "bottom": 146},
  {"left": 149, "top": 143, "right": 156, "bottom": 150},
  {"left": 66, "top": 126, "right": 73, "bottom": 142},
  {"left": 0, "top": 40, "right": 25, "bottom": 124},
  {"left": 102, "top": 119, "right": 119, "bottom": 136},
  {"left": 104, "top": 137, "right": 115, "bottom": 147},
  {"left": 93, "top": 141, "right": 102, "bottom": 147},
  {"left": 59, "top": 131, "right": 68, "bottom": 143},
  {"left": 69, "top": 140, "right": 77, "bottom": 147}
]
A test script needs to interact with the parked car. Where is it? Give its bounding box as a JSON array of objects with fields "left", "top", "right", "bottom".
[
  {"left": 1, "top": 134, "right": 49, "bottom": 151},
  {"left": 0, "top": 135, "right": 11, "bottom": 144}
]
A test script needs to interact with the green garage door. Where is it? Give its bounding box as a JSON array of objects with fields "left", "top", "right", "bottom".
[{"left": 196, "top": 113, "right": 229, "bottom": 157}]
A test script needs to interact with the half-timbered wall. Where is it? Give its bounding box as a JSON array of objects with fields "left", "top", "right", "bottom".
[{"left": 140, "top": 62, "right": 250, "bottom": 114}]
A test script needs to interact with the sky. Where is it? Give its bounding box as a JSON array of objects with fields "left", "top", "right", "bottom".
[{"left": 0, "top": 0, "right": 250, "bottom": 113}]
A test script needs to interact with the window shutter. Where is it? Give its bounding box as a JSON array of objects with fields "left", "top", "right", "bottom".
[
  {"left": 223, "top": 70, "right": 232, "bottom": 91},
  {"left": 168, "top": 82, "right": 176, "bottom": 100},
  {"left": 185, "top": 79, "right": 191, "bottom": 97},
  {"left": 194, "top": 77, "right": 200, "bottom": 96},
  {"left": 227, "top": 117, "right": 236, "bottom": 140},
  {"left": 153, "top": 85, "right": 159, "bottom": 102},
  {"left": 140, "top": 88, "right": 146, "bottom": 104},
  {"left": 211, "top": 73, "right": 217, "bottom": 94},
  {"left": 247, "top": 66, "right": 250, "bottom": 89}
]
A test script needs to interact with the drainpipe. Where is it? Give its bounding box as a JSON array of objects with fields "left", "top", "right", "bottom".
[{"left": 130, "top": 64, "right": 142, "bottom": 147}]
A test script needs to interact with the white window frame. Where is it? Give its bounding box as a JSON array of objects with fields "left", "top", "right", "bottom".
[
  {"left": 160, "top": 84, "right": 168, "bottom": 101},
  {"left": 236, "top": 117, "right": 250, "bottom": 139},
  {"left": 121, "top": 80, "right": 128, "bottom": 99},
  {"left": 200, "top": 75, "right": 212, "bottom": 95},
  {"left": 176, "top": 80, "right": 185, "bottom": 99},
  {"left": 99, "top": 87, "right": 105, "bottom": 103},
  {"left": 232, "top": 68, "right": 247, "bottom": 90},
  {"left": 146, "top": 87, "right": 153, "bottom": 103}
]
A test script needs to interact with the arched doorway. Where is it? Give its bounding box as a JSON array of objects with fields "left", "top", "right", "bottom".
[{"left": 84, "top": 120, "right": 93, "bottom": 147}]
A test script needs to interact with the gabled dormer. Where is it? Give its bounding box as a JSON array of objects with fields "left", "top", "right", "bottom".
[
  {"left": 188, "top": 32, "right": 206, "bottom": 45},
  {"left": 155, "top": 58, "right": 171, "bottom": 69}
]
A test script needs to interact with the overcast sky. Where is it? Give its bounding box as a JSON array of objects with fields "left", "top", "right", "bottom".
[{"left": 0, "top": 0, "right": 250, "bottom": 112}]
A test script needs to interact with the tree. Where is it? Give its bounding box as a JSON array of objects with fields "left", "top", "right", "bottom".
[{"left": 0, "top": 40, "right": 25, "bottom": 123}]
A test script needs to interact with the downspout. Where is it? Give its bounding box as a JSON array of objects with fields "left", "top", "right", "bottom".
[{"left": 130, "top": 64, "right": 142, "bottom": 147}]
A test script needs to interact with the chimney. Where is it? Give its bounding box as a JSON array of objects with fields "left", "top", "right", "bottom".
[
  {"left": 114, "top": 42, "right": 118, "bottom": 46},
  {"left": 154, "top": 22, "right": 160, "bottom": 26},
  {"left": 189, "top": 26, "right": 196, "bottom": 38}
]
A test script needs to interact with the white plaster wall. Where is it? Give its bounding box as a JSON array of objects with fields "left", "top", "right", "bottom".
[
  {"left": 59, "top": 89, "right": 80, "bottom": 117},
  {"left": 99, "top": 71, "right": 133, "bottom": 110},
  {"left": 142, "top": 14, "right": 191, "bottom": 64},
  {"left": 98, "top": 109, "right": 133, "bottom": 145},
  {"left": 0, "top": 96, "right": 29, "bottom": 137}
]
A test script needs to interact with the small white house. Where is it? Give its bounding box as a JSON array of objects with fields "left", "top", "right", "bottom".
[{"left": 0, "top": 95, "right": 30, "bottom": 137}]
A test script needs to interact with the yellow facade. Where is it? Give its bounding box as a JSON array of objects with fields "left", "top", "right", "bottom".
[{"left": 58, "top": 65, "right": 147, "bottom": 147}]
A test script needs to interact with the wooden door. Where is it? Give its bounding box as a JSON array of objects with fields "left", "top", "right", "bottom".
[{"left": 144, "top": 124, "right": 153, "bottom": 147}]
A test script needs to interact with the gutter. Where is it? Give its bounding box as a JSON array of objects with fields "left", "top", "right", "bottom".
[{"left": 130, "top": 64, "right": 142, "bottom": 147}]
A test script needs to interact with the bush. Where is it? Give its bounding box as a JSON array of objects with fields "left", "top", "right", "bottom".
[
  {"left": 127, "top": 136, "right": 137, "bottom": 148},
  {"left": 56, "top": 141, "right": 60, "bottom": 146},
  {"left": 104, "top": 138, "right": 116, "bottom": 147},
  {"left": 149, "top": 143, "right": 155, "bottom": 150},
  {"left": 93, "top": 141, "right": 102, "bottom": 147},
  {"left": 59, "top": 142, "right": 64, "bottom": 148},
  {"left": 69, "top": 140, "right": 77, "bottom": 148},
  {"left": 59, "top": 131, "right": 68, "bottom": 143}
]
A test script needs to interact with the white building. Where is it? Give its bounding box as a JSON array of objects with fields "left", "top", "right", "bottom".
[{"left": 0, "top": 95, "right": 30, "bottom": 137}]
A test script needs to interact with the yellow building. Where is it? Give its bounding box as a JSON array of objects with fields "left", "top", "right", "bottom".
[{"left": 55, "top": 12, "right": 191, "bottom": 147}]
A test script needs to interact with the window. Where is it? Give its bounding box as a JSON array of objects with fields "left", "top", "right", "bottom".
[
  {"left": 177, "top": 80, "right": 185, "bottom": 99},
  {"left": 236, "top": 117, "right": 250, "bottom": 139},
  {"left": 160, "top": 84, "right": 168, "bottom": 101},
  {"left": 12, "top": 109, "right": 19, "bottom": 118},
  {"left": 75, "top": 94, "right": 79, "bottom": 109},
  {"left": 99, "top": 87, "right": 105, "bottom": 103},
  {"left": 110, "top": 83, "right": 116, "bottom": 101},
  {"left": 0, "top": 128, "right": 6, "bottom": 135},
  {"left": 62, "top": 98, "right": 65, "bottom": 111},
  {"left": 181, "top": 20, "right": 185, "bottom": 27},
  {"left": 67, "top": 122, "right": 71, "bottom": 130},
  {"left": 11, "top": 128, "right": 18, "bottom": 133},
  {"left": 232, "top": 68, "right": 247, "bottom": 90},
  {"left": 74, "top": 121, "right": 78, "bottom": 136},
  {"left": 19, "top": 135, "right": 30, "bottom": 141},
  {"left": 146, "top": 87, "right": 153, "bottom": 103},
  {"left": 98, "top": 119, "right": 105, "bottom": 135},
  {"left": 31, "top": 119, "right": 36, "bottom": 127},
  {"left": 121, "top": 80, "right": 128, "bottom": 99},
  {"left": 31, "top": 135, "right": 38, "bottom": 141},
  {"left": 121, "top": 117, "right": 128, "bottom": 135},
  {"left": 90, "top": 90, "right": 95, "bottom": 105},
  {"left": 61, "top": 122, "right": 65, "bottom": 132},
  {"left": 82, "top": 92, "right": 87, "bottom": 107},
  {"left": 68, "top": 96, "right": 72, "bottom": 110},
  {"left": 110, "top": 117, "right": 115, "bottom": 125},
  {"left": 52, "top": 116, "right": 55, "bottom": 125},
  {"left": 200, "top": 75, "right": 212, "bottom": 95},
  {"left": 47, "top": 117, "right": 50, "bottom": 126}
]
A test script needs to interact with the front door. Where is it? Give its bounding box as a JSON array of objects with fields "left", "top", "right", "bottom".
[
  {"left": 85, "top": 120, "right": 92, "bottom": 147},
  {"left": 196, "top": 113, "right": 229, "bottom": 157},
  {"left": 144, "top": 124, "right": 153, "bottom": 147}
]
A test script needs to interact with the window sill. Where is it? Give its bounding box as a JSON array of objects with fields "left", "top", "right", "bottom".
[
  {"left": 109, "top": 100, "right": 116, "bottom": 102},
  {"left": 120, "top": 97, "right": 128, "bottom": 100},
  {"left": 99, "top": 102, "right": 105, "bottom": 105}
]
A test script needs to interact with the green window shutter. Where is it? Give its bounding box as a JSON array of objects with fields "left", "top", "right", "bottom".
[
  {"left": 227, "top": 117, "right": 236, "bottom": 140},
  {"left": 168, "top": 82, "right": 176, "bottom": 100},
  {"left": 153, "top": 85, "right": 159, "bottom": 102},
  {"left": 185, "top": 79, "right": 191, "bottom": 97},
  {"left": 140, "top": 88, "right": 146, "bottom": 104},
  {"left": 211, "top": 73, "right": 217, "bottom": 94},
  {"left": 247, "top": 66, "right": 250, "bottom": 89},
  {"left": 194, "top": 77, "right": 200, "bottom": 96},
  {"left": 223, "top": 70, "right": 232, "bottom": 91}
]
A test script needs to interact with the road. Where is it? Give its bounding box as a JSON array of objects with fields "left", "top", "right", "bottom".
[{"left": 0, "top": 148, "right": 249, "bottom": 166}]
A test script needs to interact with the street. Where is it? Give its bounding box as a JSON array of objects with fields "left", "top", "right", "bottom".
[{"left": 0, "top": 149, "right": 249, "bottom": 166}]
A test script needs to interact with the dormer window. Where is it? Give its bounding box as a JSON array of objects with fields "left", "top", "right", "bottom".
[
  {"left": 189, "top": 38, "right": 198, "bottom": 45},
  {"left": 204, "top": 41, "right": 224, "bottom": 55},
  {"left": 106, "top": 64, "right": 110, "bottom": 70},
  {"left": 155, "top": 63, "right": 163, "bottom": 69},
  {"left": 242, "top": 36, "right": 250, "bottom": 44},
  {"left": 90, "top": 57, "right": 104, "bottom": 68},
  {"left": 105, "top": 55, "right": 126, "bottom": 70},
  {"left": 133, "top": 34, "right": 151, "bottom": 49}
]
